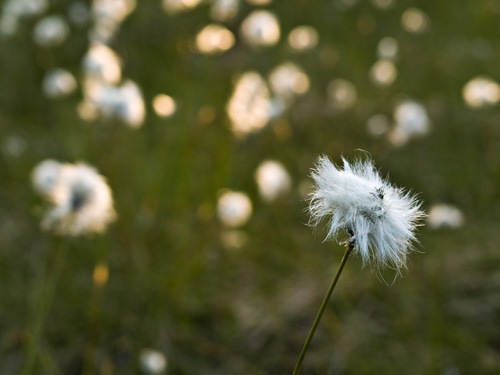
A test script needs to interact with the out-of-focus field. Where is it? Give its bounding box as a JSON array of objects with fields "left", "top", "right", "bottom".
[{"left": 1, "top": 0, "right": 499, "bottom": 374}]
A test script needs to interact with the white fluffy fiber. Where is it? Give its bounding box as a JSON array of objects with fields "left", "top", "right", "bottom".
[
  {"left": 309, "top": 155, "right": 425, "bottom": 272},
  {"left": 32, "top": 160, "right": 116, "bottom": 236}
]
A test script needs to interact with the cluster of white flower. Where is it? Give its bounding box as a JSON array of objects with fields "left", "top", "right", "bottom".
[
  {"left": 90, "top": 0, "right": 136, "bottom": 43},
  {"left": 79, "top": 40, "right": 146, "bottom": 128},
  {"left": 32, "top": 160, "right": 116, "bottom": 236},
  {"left": 0, "top": 0, "right": 48, "bottom": 36}
]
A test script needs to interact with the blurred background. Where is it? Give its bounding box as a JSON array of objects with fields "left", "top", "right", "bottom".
[{"left": 1, "top": 0, "right": 500, "bottom": 374}]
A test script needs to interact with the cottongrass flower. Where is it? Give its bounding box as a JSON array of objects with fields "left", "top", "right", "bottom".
[
  {"left": 254, "top": 160, "right": 292, "bottom": 202},
  {"left": 42, "top": 68, "right": 77, "bottom": 99},
  {"left": 309, "top": 155, "right": 424, "bottom": 272},
  {"left": 32, "top": 160, "right": 116, "bottom": 236},
  {"left": 32, "top": 15, "right": 70, "bottom": 48},
  {"left": 226, "top": 72, "right": 271, "bottom": 138},
  {"left": 427, "top": 203, "right": 464, "bottom": 229},
  {"left": 217, "top": 190, "right": 253, "bottom": 228},
  {"left": 240, "top": 10, "right": 280, "bottom": 48},
  {"left": 389, "top": 100, "right": 431, "bottom": 147},
  {"left": 292, "top": 154, "right": 424, "bottom": 375},
  {"left": 32, "top": 159, "right": 62, "bottom": 196},
  {"left": 139, "top": 348, "right": 167, "bottom": 374},
  {"left": 26, "top": 160, "right": 116, "bottom": 375}
]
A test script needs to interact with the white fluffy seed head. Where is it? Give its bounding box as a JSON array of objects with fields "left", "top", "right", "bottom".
[
  {"left": 32, "top": 161, "right": 116, "bottom": 236},
  {"left": 308, "top": 155, "right": 425, "bottom": 273}
]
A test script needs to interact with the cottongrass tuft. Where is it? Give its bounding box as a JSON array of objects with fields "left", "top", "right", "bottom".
[
  {"left": 32, "top": 160, "right": 116, "bottom": 236},
  {"left": 308, "top": 155, "right": 425, "bottom": 272}
]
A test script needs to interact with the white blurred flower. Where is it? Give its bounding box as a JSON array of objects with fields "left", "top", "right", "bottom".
[
  {"left": 462, "top": 76, "right": 500, "bottom": 108},
  {"left": 427, "top": 204, "right": 464, "bottom": 229},
  {"left": 401, "top": 7, "right": 430, "bottom": 34},
  {"left": 366, "top": 114, "right": 390, "bottom": 137},
  {"left": 3, "top": 0, "right": 48, "bottom": 17},
  {"left": 83, "top": 42, "right": 122, "bottom": 84},
  {"left": 32, "top": 161, "right": 116, "bottom": 236},
  {"left": 369, "top": 59, "right": 397, "bottom": 86},
  {"left": 288, "top": 25, "right": 319, "bottom": 52},
  {"left": 68, "top": 2, "right": 91, "bottom": 25},
  {"left": 81, "top": 41, "right": 145, "bottom": 127},
  {"left": 42, "top": 68, "right": 77, "bottom": 98},
  {"left": 110, "top": 80, "right": 146, "bottom": 128},
  {"left": 309, "top": 156, "right": 425, "bottom": 271},
  {"left": 152, "top": 94, "right": 177, "bottom": 118},
  {"left": 389, "top": 100, "right": 430, "bottom": 146},
  {"left": 255, "top": 160, "right": 292, "bottom": 202},
  {"left": 162, "top": 0, "right": 202, "bottom": 14},
  {"left": 371, "top": 0, "right": 395, "bottom": 10},
  {"left": 139, "top": 348, "right": 167, "bottom": 374},
  {"left": 210, "top": 0, "right": 239, "bottom": 22},
  {"left": 32, "top": 160, "right": 62, "bottom": 197},
  {"left": 240, "top": 10, "right": 280, "bottom": 48},
  {"left": 245, "top": 0, "right": 272, "bottom": 5},
  {"left": 0, "top": 0, "right": 48, "bottom": 36},
  {"left": 377, "top": 37, "right": 398, "bottom": 60},
  {"left": 226, "top": 72, "right": 271, "bottom": 137},
  {"left": 268, "top": 62, "right": 310, "bottom": 101},
  {"left": 92, "top": 0, "right": 136, "bottom": 24},
  {"left": 33, "top": 15, "right": 70, "bottom": 47},
  {"left": 217, "top": 190, "right": 253, "bottom": 228},
  {"left": 195, "top": 24, "right": 235, "bottom": 54},
  {"left": 327, "top": 79, "right": 357, "bottom": 110},
  {"left": 220, "top": 229, "right": 248, "bottom": 250},
  {"left": 0, "top": 14, "right": 18, "bottom": 36},
  {"left": 2, "top": 135, "right": 27, "bottom": 158},
  {"left": 90, "top": 0, "right": 136, "bottom": 42},
  {"left": 83, "top": 78, "right": 146, "bottom": 128}
]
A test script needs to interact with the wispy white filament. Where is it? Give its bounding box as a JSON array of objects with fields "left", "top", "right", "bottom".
[{"left": 309, "top": 155, "right": 424, "bottom": 272}]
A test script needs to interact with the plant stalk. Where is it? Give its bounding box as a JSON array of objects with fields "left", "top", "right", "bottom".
[
  {"left": 23, "top": 238, "right": 68, "bottom": 375},
  {"left": 292, "top": 245, "right": 353, "bottom": 375}
]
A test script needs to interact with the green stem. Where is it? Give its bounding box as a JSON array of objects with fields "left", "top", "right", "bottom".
[
  {"left": 82, "top": 237, "right": 109, "bottom": 375},
  {"left": 23, "top": 237, "right": 68, "bottom": 375},
  {"left": 292, "top": 245, "right": 353, "bottom": 375}
]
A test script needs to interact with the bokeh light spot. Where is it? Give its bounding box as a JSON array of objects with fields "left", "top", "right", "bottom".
[
  {"left": 377, "top": 37, "right": 399, "bottom": 60},
  {"left": 366, "top": 114, "right": 390, "bottom": 137},
  {"left": 227, "top": 72, "right": 271, "bottom": 137},
  {"left": 428, "top": 204, "right": 465, "bottom": 230},
  {"left": 153, "top": 94, "right": 177, "bottom": 118},
  {"left": 245, "top": 0, "right": 273, "bottom": 5},
  {"left": 401, "top": 7, "right": 430, "bottom": 34},
  {"left": 139, "top": 349, "right": 167, "bottom": 374},
  {"left": 254, "top": 160, "right": 292, "bottom": 202},
  {"left": 389, "top": 100, "right": 430, "bottom": 146},
  {"left": 210, "top": 0, "right": 239, "bottom": 22},
  {"left": 42, "top": 68, "right": 77, "bottom": 99},
  {"left": 268, "top": 62, "right": 310, "bottom": 100},
  {"left": 288, "top": 26, "right": 319, "bottom": 52},
  {"left": 195, "top": 24, "right": 235, "bottom": 54},
  {"left": 371, "top": 0, "right": 396, "bottom": 10},
  {"left": 162, "top": 0, "right": 202, "bottom": 14},
  {"left": 369, "top": 59, "right": 397, "bottom": 86},
  {"left": 93, "top": 263, "right": 109, "bottom": 287},
  {"left": 33, "top": 15, "right": 69, "bottom": 47},
  {"left": 462, "top": 76, "right": 500, "bottom": 108},
  {"left": 217, "top": 191, "right": 253, "bottom": 228},
  {"left": 327, "top": 79, "right": 357, "bottom": 110}
]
